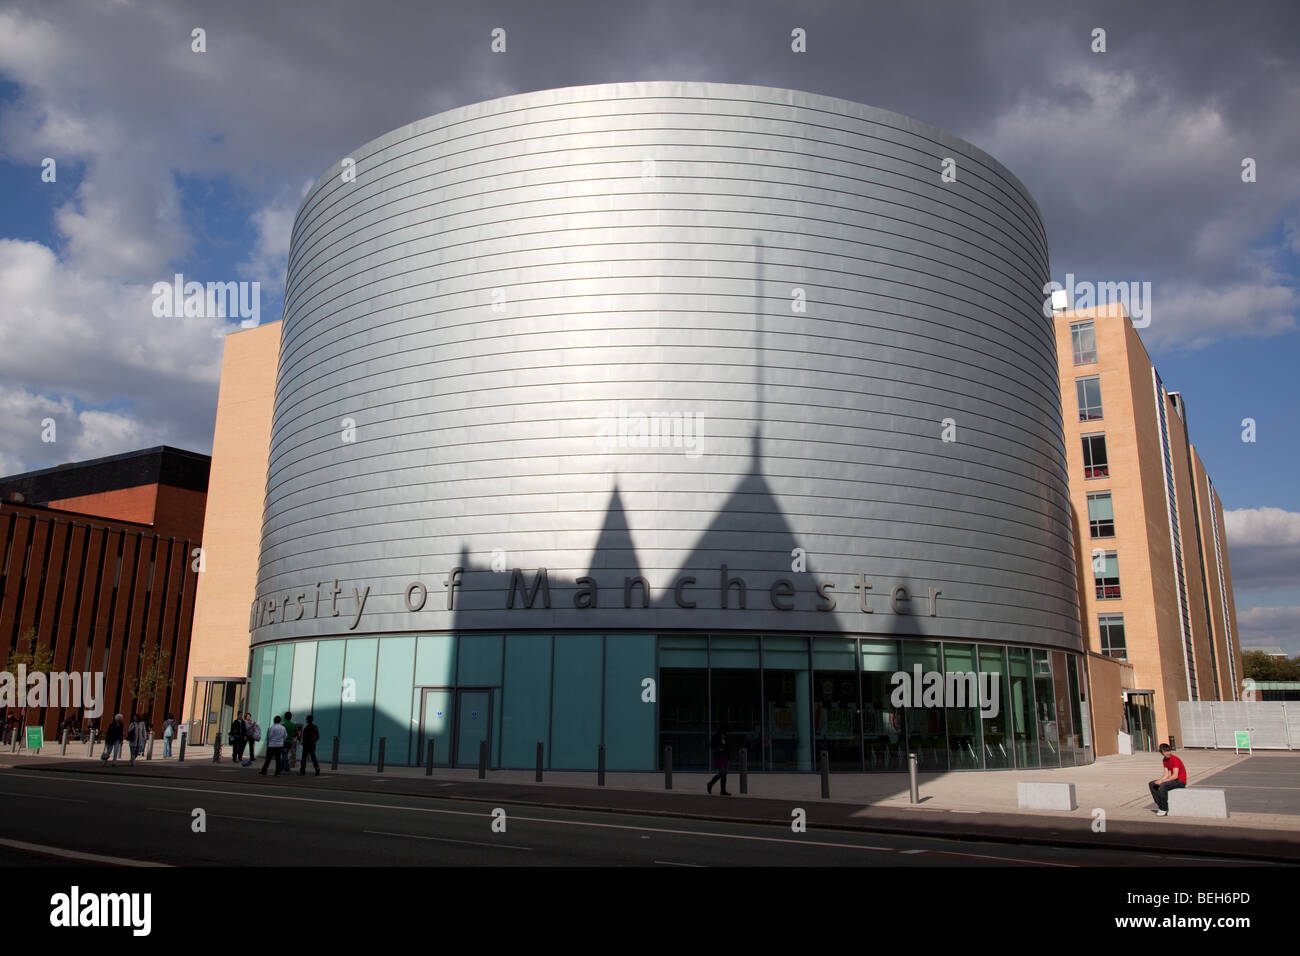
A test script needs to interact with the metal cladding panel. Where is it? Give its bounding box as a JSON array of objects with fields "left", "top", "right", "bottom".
[{"left": 251, "top": 82, "right": 1080, "bottom": 651}]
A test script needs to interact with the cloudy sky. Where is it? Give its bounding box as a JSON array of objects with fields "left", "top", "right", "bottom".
[{"left": 1, "top": 0, "right": 1297, "bottom": 651}]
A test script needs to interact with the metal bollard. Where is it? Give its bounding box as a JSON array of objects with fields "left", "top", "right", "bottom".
[
  {"left": 740, "top": 748, "right": 748, "bottom": 795},
  {"left": 597, "top": 743, "right": 606, "bottom": 787},
  {"left": 377, "top": 737, "right": 386, "bottom": 773},
  {"left": 535, "top": 742, "right": 544, "bottom": 782},
  {"left": 178, "top": 734, "right": 186, "bottom": 762},
  {"left": 9, "top": 733, "right": 15, "bottom": 753},
  {"left": 88, "top": 730, "right": 96, "bottom": 757},
  {"left": 425, "top": 739, "right": 435, "bottom": 776},
  {"left": 477, "top": 739, "right": 488, "bottom": 779},
  {"left": 61, "top": 729, "right": 68, "bottom": 756},
  {"left": 664, "top": 745, "right": 673, "bottom": 790},
  {"left": 331, "top": 737, "right": 339, "bottom": 770},
  {"left": 147, "top": 736, "right": 154, "bottom": 760},
  {"left": 819, "top": 750, "right": 830, "bottom": 799},
  {"left": 212, "top": 737, "right": 222, "bottom": 763},
  {"left": 908, "top": 752, "right": 919, "bottom": 804}
]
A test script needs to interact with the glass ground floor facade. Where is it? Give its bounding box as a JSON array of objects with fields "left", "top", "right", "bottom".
[{"left": 247, "top": 632, "right": 1094, "bottom": 773}]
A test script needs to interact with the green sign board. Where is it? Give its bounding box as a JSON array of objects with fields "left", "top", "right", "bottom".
[
  {"left": 25, "top": 727, "right": 43, "bottom": 751},
  {"left": 1234, "top": 730, "right": 1251, "bottom": 753}
]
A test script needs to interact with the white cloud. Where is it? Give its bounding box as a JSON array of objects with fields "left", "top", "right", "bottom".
[
  {"left": 1224, "top": 507, "right": 1300, "bottom": 593},
  {"left": 1237, "top": 605, "right": 1300, "bottom": 657}
]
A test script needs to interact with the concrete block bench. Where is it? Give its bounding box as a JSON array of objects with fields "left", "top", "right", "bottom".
[
  {"left": 1168, "top": 788, "right": 1228, "bottom": 819},
  {"left": 1017, "top": 781, "right": 1077, "bottom": 811}
]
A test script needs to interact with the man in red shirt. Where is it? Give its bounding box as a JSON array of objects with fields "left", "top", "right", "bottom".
[{"left": 1148, "top": 743, "right": 1188, "bottom": 815}]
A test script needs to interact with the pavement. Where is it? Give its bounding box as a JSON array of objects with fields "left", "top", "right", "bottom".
[{"left": 4, "top": 741, "right": 1298, "bottom": 862}]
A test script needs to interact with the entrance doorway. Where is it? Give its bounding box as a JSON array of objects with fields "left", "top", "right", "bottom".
[
  {"left": 189, "top": 679, "right": 246, "bottom": 747},
  {"left": 417, "top": 687, "right": 493, "bottom": 768},
  {"left": 1124, "top": 691, "right": 1156, "bottom": 752}
]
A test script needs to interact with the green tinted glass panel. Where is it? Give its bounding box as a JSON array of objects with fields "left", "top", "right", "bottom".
[
  {"left": 457, "top": 634, "right": 502, "bottom": 686},
  {"left": 550, "top": 635, "right": 602, "bottom": 769},
  {"left": 373, "top": 636, "right": 416, "bottom": 765},
  {"left": 501, "top": 635, "right": 552, "bottom": 767},
  {"left": 339, "top": 638, "right": 377, "bottom": 763},
  {"left": 604, "top": 634, "right": 656, "bottom": 770},
  {"left": 312, "top": 640, "right": 345, "bottom": 746}
]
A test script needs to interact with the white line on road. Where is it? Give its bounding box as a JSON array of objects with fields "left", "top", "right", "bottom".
[
  {"left": 146, "top": 807, "right": 281, "bottom": 823},
  {"left": 654, "top": 860, "right": 704, "bottom": 866},
  {"left": 0, "top": 836, "right": 170, "bottom": 867},
  {"left": 364, "top": 829, "right": 531, "bottom": 851},
  {"left": 0, "top": 790, "right": 86, "bottom": 803}
]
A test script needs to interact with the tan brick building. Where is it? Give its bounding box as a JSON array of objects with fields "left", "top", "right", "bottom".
[
  {"left": 1055, "top": 305, "right": 1243, "bottom": 752},
  {"left": 180, "top": 321, "right": 281, "bottom": 744}
]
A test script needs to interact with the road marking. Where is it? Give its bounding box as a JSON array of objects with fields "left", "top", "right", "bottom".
[
  {"left": 0, "top": 836, "right": 170, "bottom": 867},
  {"left": 0, "top": 790, "right": 86, "bottom": 803},
  {"left": 146, "top": 807, "right": 281, "bottom": 823},
  {"left": 654, "top": 860, "right": 704, "bottom": 866},
  {"left": 915, "top": 848, "right": 1074, "bottom": 866},
  {"left": 364, "top": 829, "right": 531, "bottom": 851}
]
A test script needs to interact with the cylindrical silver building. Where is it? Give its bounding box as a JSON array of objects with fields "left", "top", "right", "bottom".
[{"left": 249, "top": 82, "right": 1088, "bottom": 773}]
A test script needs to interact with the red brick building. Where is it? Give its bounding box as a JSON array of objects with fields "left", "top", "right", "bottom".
[{"left": 0, "top": 447, "right": 209, "bottom": 741}]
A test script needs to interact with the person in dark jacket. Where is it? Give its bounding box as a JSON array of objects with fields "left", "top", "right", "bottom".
[
  {"left": 707, "top": 729, "right": 731, "bottom": 795},
  {"left": 99, "top": 713, "right": 125, "bottom": 766},
  {"left": 298, "top": 715, "right": 321, "bottom": 776},
  {"left": 229, "top": 714, "right": 248, "bottom": 763}
]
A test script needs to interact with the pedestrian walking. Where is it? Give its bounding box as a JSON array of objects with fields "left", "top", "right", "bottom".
[
  {"left": 126, "top": 715, "right": 141, "bottom": 765},
  {"left": 298, "top": 715, "right": 321, "bottom": 776},
  {"left": 1148, "top": 742, "right": 1188, "bottom": 815},
  {"left": 229, "top": 713, "right": 247, "bottom": 763},
  {"left": 280, "top": 712, "right": 298, "bottom": 773},
  {"left": 162, "top": 713, "right": 176, "bottom": 757},
  {"left": 259, "top": 716, "right": 287, "bottom": 776},
  {"left": 242, "top": 714, "right": 260, "bottom": 767},
  {"left": 707, "top": 728, "right": 731, "bottom": 795},
  {"left": 99, "top": 714, "right": 125, "bottom": 766}
]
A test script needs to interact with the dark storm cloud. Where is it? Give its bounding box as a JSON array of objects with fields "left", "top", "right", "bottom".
[{"left": 0, "top": 0, "right": 1295, "bottom": 474}]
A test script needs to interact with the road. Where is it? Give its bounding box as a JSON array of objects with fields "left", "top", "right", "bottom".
[{"left": 0, "top": 767, "right": 1273, "bottom": 867}]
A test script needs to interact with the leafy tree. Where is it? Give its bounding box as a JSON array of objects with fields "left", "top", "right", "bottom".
[
  {"left": 1242, "top": 650, "right": 1300, "bottom": 682},
  {"left": 129, "top": 647, "right": 173, "bottom": 721}
]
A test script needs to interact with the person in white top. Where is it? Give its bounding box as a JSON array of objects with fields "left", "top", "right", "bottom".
[{"left": 259, "top": 715, "right": 288, "bottom": 776}]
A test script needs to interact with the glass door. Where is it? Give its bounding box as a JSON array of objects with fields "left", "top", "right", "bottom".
[
  {"left": 454, "top": 689, "right": 492, "bottom": 768},
  {"left": 418, "top": 688, "right": 454, "bottom": 767}
]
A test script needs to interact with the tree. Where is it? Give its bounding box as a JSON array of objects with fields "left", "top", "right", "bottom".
[
  {"left": 7, "top": 628, "right": 56, "bottom": 730},
  {"left": 129, "top": 647, "right": 174, "bottom": 721},
  {"left": 1242, "top": 650, "right": 1300, "bottom": 682}
]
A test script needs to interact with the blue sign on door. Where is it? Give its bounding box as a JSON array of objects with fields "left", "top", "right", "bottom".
[{"left": 470, "top": 711, "right": 479, "bottom": 719}]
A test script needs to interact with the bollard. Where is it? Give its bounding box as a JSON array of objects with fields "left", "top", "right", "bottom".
[
  {"left": 61, "top": 729, "right": 69, "bottom": 756},
  {"left": 908, "top": 752, "right": 919, "bottom": 804},
  {"left": 88, "top": 730, "right": 96, "bottom": 758},
  {"left": 597, "top": 743, "right": 606, "bottom": 787},
  {"left": 425, "top": 739, "right": 435, "bottom": 776},
  {"left": 331, "top": 737, "right": 339, "bottom": 771},
  {"left": 477, "top": 740, "right": 488, "bottom": 779},
  {"left": 664, "top": 745, "right": 673, "bottom": 790},
  {"left": 178, "top": 733, "right": 186, "bottom": 762},
  {"left": 9, "top": 733, "right": 15, "bottom": 753},
  {"left": 535, "top": 742, "right": 544, "bottom": 782},
  {"left": 740, "top": 748, "right": 748, "bottom": 795},
  {"left": 1169, "top": 735, "right": 1176, "bottom": 751},
  {"left": 377, "top": 737, "right": 386, "bottom": 773},
  {"left": 147, "top": 735, "right": 154, "bottom": 761},
  {"left": 213, "top": 737, "right": 222, "bottom": 763},
  {"left": 819, "top": 750, "right": 830, "bottom": 799}
]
